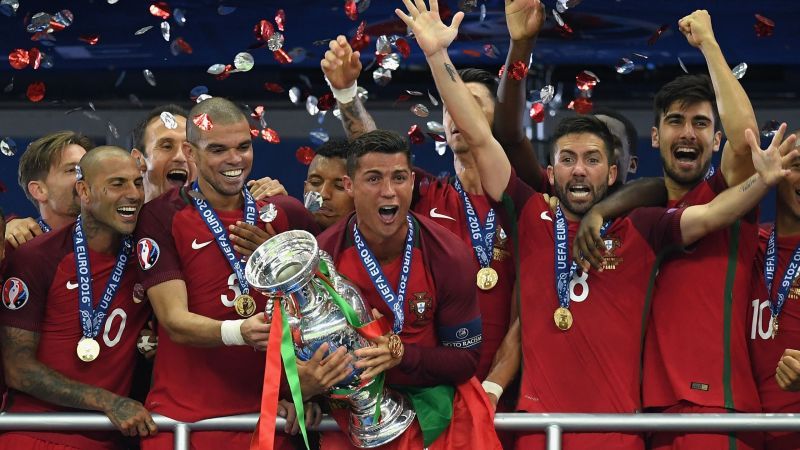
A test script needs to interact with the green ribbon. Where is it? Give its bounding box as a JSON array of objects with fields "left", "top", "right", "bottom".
[
  {"left": 278, "top": 302, "right": 310, "bottom": 450},
  {"left": 395, "top": 384, "right": 455, "bottom": 447}
]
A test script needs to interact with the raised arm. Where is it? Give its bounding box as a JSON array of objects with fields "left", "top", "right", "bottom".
[
  {"left": 321, "top": 35, "right": 377, "bottom": 139},
  {"left": 679, "top": 10, "right": 759, "bottom": 186},
  {"left": 494, "top": 0, "right": 545, "bottom": 189},
  {"left": 396, "top": 0, "right": 510, "bottom": 201},
  {"left": 0, "top": 326, "right": 156, "bottom": 436},
  {"left": 680, "top": 124, "right": 797, "bottom": 245}
]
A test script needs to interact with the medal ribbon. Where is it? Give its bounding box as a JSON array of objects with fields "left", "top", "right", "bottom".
[
  {"left": 453, "top": 178, "right": 496, "bottom": 269},
  {"left": 36, "top": 216, "right": 51, "bottom": 233},
  {"left": 190, "top": 181, "right": 257, "bottom": 296},
  {"left": 554, "top": 205, "right": 610, "bottom": 310},
  {"left": 352, "top": 215, "right": 414, "bottom": 334},
  {"left": 71, "top": 215, "right": 132, "bottom": 338},
  {"left": 764, "top": 226, "right": 800, "bottom": 322}
]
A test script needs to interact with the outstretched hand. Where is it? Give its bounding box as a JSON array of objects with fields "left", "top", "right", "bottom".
[
  {"left": 505, "top": 0, "right": 545, "bottom": 42},
  {"left": 395, "top": 0, "right": 464, "bottom": 57},
  {"left": 321, "top": 35, "right": 362, "bottom": 90},
  {"left": 745, "top": 122, "right": 798, "bottom": 187}
]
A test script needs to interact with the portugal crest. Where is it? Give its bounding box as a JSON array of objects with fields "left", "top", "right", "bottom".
[{"left": 409, "top": 292, "right": 432, "bottom": 323}]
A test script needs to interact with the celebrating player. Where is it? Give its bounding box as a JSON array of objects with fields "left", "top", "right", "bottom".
[
  {"left": 303, "top": 138, "right": 355, "bottom": 230},
  {"left": 317, "top": 129, "right": 501, "bottom": 449},
  {"left": 0, "top": 146, "right": 155, "bottom": 449}
]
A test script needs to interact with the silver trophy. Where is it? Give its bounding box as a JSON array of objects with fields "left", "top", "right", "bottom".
[{"left": 245, "top": 230, "right": 416, "bottom": 448}]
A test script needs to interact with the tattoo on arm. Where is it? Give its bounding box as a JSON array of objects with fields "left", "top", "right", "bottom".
[
  {"left": 0, "top": 327, "right": 114, "bottom": 412},
  {"left": 444, "top": 63, "right": 457, "bottom": 82},
  {"left": 739, "top": 175, "right": 758, "bottom": 192},
  {"left": 338, "top": 97, "right": 377, "bottom": 140}
]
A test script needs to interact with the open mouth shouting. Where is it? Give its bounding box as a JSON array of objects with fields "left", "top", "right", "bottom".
[
  {"left": 165, "top": 168, "right": 189, "bottom": 189},
  {"left": 566, "top": 183, "right": 592, "bottom": 201},
  {"left": 672, "top": 145, "right": 701, "bottom": 171},
  {"left": 378, "top": 205, "right": 400, "bottom": 224}
]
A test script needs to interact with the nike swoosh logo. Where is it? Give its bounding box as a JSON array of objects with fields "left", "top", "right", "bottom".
[
  {"left": 429, "top": 208, "right": 456, "bottom": 221},
  {"left": 540, "top": 211, "right": 553, "bottom": 222},
  {"left": 191, "top": 239, "right": 213, "bottom": 250},
  {"left": 66, "top": 281, "right": 78, "bottom": 290}
]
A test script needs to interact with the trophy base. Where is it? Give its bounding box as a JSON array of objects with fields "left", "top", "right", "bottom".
[{"left": 348, "top": 388, "right": 416, "bottom": 448}]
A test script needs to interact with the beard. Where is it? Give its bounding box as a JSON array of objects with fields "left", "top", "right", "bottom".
[
  {"left": 553, "top": 179, "right": 609, "bottom": 218},
  {"left": 660, "top": 152, "right": 711, "bottom": 186}
]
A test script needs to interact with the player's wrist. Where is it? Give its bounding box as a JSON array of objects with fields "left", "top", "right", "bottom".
[
  {"left": 326, "top": 77, "right": 358, "bottom": 103},
  {"left": 221, "top": 319, "right": 246, "bottom": 346},
  {"left": 482, "top": 380, "right": 504, "bottom": 399}
]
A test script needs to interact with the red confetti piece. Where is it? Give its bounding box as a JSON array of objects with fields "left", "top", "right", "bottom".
[
  {"left": 350, "top": 21, "right": 370, "bottom": 52},
  {"left": 395, "top": 38, "right": 410, "bottom": 58},
  {"left": 214, "top": 64, "right": 233, "bottom": 81},
  {"left": 275, "top": 9, "right": 285, "bottom": 32},
  {"left": 558, "top": 23, "right": 574, "bottom": 37},
  {"left": 262, "top": 128, "right": 280, "bottom": 143},
  {"left": 173, "top": 37, "right": 193, "bottom": 54},
  {"left": 394, "top": 94, "right": 411, "bottom": 105},
  {"left": 28, "top": 47, "right": 42, "bottom": 69},
  {"left": 568, "top": 97, "right": 593, "bottom": 114},
  {"left": 251, "top": 105, "right": 265, "bottom": 120},
  {"left": 192, "top": 113, "right": 213, "bottom": 131},
  {"left": 273, "top": 49, "right": 293, "bottom": 64},
  {"left": 427, "top": 133, "right": 446, "bottom": 142},
  {"left": 317, "top": 93, "right": 335, "bottom": 111},
  {"left": 26, "top": 81, "right": 45, "bottom": 102},
  {"left": 149, "top": 2, "right": 171, "bottom": 20},
  {"left": 264, "top": 82, "right": 284, "bottom": 93},
  {"left": 408, "top": 125, "right": 425, "bottom": 145},
  {"left": 344, "top": 0, "right": 358, "bottom": 20},
  {"left": 509, "top": 60, "right": 527, "bottom": 80},
  {"left": 647, "top": 24, "right": 669, "bottom": 46},
  {"left": 0, "top": 180, "right": 6, "bottom": 193},
  {"left": 462, "top": 49, "right": 482, "bottom": 57},
  {"left": 250, "top": 128, "right": 260, "bottom": 138},
  {"left": 575, "top": 70, "right": 599, "bottom": 91},
  {"left": 295, "top": 146, "right": 316, "bottom": 165},
  {"left": 529, "top": 103, "right": 545, "bottom": 123},
  {"left": 79, "top": 34, "right": 100, "bottom": 45},
  {"left": 355, "top": 20, "right": 366, "bottom": 40},
  {"left": 254, "top": 19, "right": 274, "bottom": 42},
  {"left": 9, "top": 49, "right": 30, "bottom": 69},
  {"left": 754, "top": 14, "right": 775, "bottom": 38},
  {"left": 30, "top": 32, "right": 50, "bottom": 42}
]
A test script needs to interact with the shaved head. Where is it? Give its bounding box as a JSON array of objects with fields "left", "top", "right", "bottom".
[
  {"left": 186, "top": 97, "right": 248, "bottom": 146},
  {"left": 78, "top": 146, "right": 135, "bottom": 183}
]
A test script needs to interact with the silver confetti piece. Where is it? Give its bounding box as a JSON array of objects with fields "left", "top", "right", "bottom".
[
  {"left": 373, "top": 67, "right": 392, "bottom": 86},
  {"left": 303, "top": 191, "right": 323, "bottom": 213},
  {"left": 207, "top": 64, "right": 227, "bottom": 75},
  {"left": 160, "top": 111, "right": 178, "bottom": 129},
  {"left": 160, "top": 21, "right": 170, "bottom": 42},
  {"left": 267, "top": 32, "right": 284, "bottom": 51},
  {"left": 615, "top": 57, "right": 634, "bottom": 74},
  {"left": 0, "top": 137, "right": 17, "bottom": 156},
  {"left": 108, "top": 122, "right": 120, "bottom": 139},
  {"left": 306, "top": 95, "right": 319, "bottom": 115},
  {"left": 234, "top": 52, "right": 254, "bottom": 72},
  {"left": 135, "top": 26, "right": 153, "bottom": 36},
  {"left": 379, "top": 53, "right": 400, "bottom": 71},
  {"left": 428, "top": 90, "right": 439, "bottom": 106},
  {"left": 143, "top": 69, "right": 157, "bottom": 86},
  {"left": 427, "top": 121, "right": 444, "bottom": 133},
  {"left": 411, "top": 104, "right": 429, "bottom": 118},
  {"left": 289, "top": 87, "right": 302, "bottom": 104},
  {"left": 259, "top": 203, "right": 278, "bottom": 223},
  {"left": 678, "top": 57, "right": 688, "bottom": 74},
  {"left": 732, "top": 62, "right": 748, "bottom": 80}
]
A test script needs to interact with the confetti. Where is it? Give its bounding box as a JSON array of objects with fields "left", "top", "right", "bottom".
[
  {"left": 350, "top": 21, "right": 370, "bottom": 51},
  {"left": 173, "top": 8, "right": 186, "bottom": 26},
  {"left": 254, "top": 19, "right": 274, "bottom": 42},
  {"left": 0, "top": 0, "right": 19, "bottom": 17},
  {"left": 380, "top": 53, "right": 401, "bottom": 71},
  {"left": 615, "top": 57, "right": 634, "bottom": 74},
  {"left": 632, "top": 52, "right": 648, "bottom": 59},
  {"left": 306, "top": 96, "right": 319, "bottom": 115},
  {"left": 289, "top": 87, "right": 302, "bottom": 104},
  {"left": 233, "top": 52, "right": 255, "bottom": 72},
  {"left": 575, "top": 70, "right": 599, "bottom": 91},
  {"left": 207, "top": 64, "right": 227, "bottom": 75},
  {"left": 160, "top": 21, "right": 170, "bottom": 41},
  {"left": 356, "top": 0, "right": 371, "bottom": 13},
  {"left": 411, "top": 104, "right": 429, "bottom": 118},
  {"left": 8, "top": 49, "right": 29, "bottom": 69},
  {"left": 463, "top": 49, "right": 482, "bottom": 58},
  {"left": 483, "top": 44, "right": 499, "bottom": 59},
  {"left": 52, "top": 10, "right": 74, "bottom": 30},
  {"left": 732, "top": 62, "right": 747, "bottom": 80},
  {"left": 79, "top": 34, "right": 100, "bottom": 45},
  {"left": 376, "top": 35, "right": 391, "bottom": 56},
  {"left": 273, "top": 49, "right": 292, "bottom": 64},
  {"left": 648, "top": 24, "right": 669, "bottom": 46},
  {"left": 538, "top": 85, "right": 555, "bottom": 104},
  {"left": 171, "top": 37, "right": 193, "bottom": 55},
  {"left": 264, "top": 82, "right": 284, "bottom": 93},
  {"left": 427, "top": 133, "right": 445, "bottom": 142},
  {"left": 529, "top": 102, "right": 545, "bottom": 123},
  {"left": 345, "top": 0, "right": 358, "bottom": 20},
  {"left": 754, "top": 14, "right": 775, "bottom": 38},
  {"left": 480, "top": 4, "right": 486, "bottom": 21},
  {"left": 309, "top": 129, "right": 329, "bottom": 145},
  {"left": 458, "top": 0, "right": 477, "bottom": 13},
  {"left": 135, "top": 26, "right": 154, "bottom": 36},
  {"left": 108, "top": 122, "right": 120, "bottom": 139},
  {"left": 217, "top": 5, "right": 236, "bottom": 15},
  {"left": 4, "top": 77, "right": 14, "bottom": 93},
  {"left": 0, "top": 137, "right": 17, "bottom": 156},
  {"left": 27, "top": 12, "right": 52, "bottom": 33},
  {"left": 267, "top": 32, "right": 284, "bottom": 51},
  {"left": 318, "top": 93, "right": 335, "bottom": 111},
  {"left": 373, "top": 67, "right": 392, "bottom": 86},
  {"left": 568, "top": 97, "right": 592, "bottom": 114},
  {"left": 149, "top": 2, "right": 171, "bottom": 20},
  {"left": 760, "top": 120, "right": 780, "bottom": 138},
  {"left": 259, "top": 203, "right": 278, "bottom": 222},
  {"left": 193, "top": 113, "right": 213, "bottom": 131},
  {"left": 408, "top": 125, "right": 425, "bottom": 145},
  {"left": 262, "top": 128, "right": 280, "bottom": 143},
  {"left": 160, "top": 111, "right": 178, "bottom": 129},
  {"left": 303, "top": 191, "right": 323, "bottom": 212},
  {"left": 395, "top": 38, "right": 411, "bottom": 58},
  {"left": 434, "top": 140, "right": 447, "bottom": 156},
  {"left": 26, "top": 81, "right": 45, "bottom": 102},
  {"left": 143, "top": 69, "right": 157, "bottom": 86},
  {"left": 427, "top": 121, "right": 444, "bottom": 133},
  {"left": 275, "top": 9, "right": 286, "bottom": 31},
  {"left": 296, "top": 146, "right": 316, "bottom": 165},
  {"left": 678, "top": 57, "right": 688, "bottom": 74}
]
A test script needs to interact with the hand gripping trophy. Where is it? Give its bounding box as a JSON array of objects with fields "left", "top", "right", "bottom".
[{"left": 245, "top": 230, "right": 415, "bottom": 448}]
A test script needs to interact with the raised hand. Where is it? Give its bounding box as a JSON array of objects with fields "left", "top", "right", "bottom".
[
  {"left": 678, "top": 10, "right": 717, "bottom": 49},
  {"left": 745, "top": 122, "right": 799, "bottom": 187},
  {"left": 321, "top": 35, "right": 362, "bottom": 90},
  {"left": 505, "top": 0, "right": 545, "bottom": 42},
  {"left": 395, "top": 0, "right": 464, "bottom": 57}
]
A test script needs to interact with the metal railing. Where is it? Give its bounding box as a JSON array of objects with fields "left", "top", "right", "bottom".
[{"left": 2, "top": 412, "right": 800, "bottom": 450}]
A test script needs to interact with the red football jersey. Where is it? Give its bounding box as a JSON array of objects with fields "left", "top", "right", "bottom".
[
  {"left": 643, "top": 172, "right": 761, "bottom": 412},
  {"left": 496, "top": 173, "right": 683, "bottom": 450},
  {"left": 412, "top": 170, "right": 515, "bottom": 380},
  {"left": 0, "top": 222, "right": 149, "bottom": 450},
  {"left": 135, "top": 188, "right": 319, "bottom": 422}
]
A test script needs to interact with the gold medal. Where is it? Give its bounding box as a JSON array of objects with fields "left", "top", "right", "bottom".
[
  {"left": 234, "top": 294, "right": 256, "bottom": 318},
  {"left": 476, "top": 267, "right": 499, "bottom": 291},
  {"left": 387, "top": 334, "right": 404, "bottom": 359},
  {"left": 76, "top": 337, "right": 100, "bottom": 362},
  {"left": 772, "top": 316, "right": 779, "bottom": 339},
  {"left": 553, "top": 307, "right": 573, "bottom": 331}
]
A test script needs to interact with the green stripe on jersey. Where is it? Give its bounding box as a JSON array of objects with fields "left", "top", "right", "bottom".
[{"left": 722, "top": 220, "right": 741, "bottom": 410}]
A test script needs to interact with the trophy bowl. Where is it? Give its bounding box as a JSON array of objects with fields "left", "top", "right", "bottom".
[{"left": 245, "top": 230, "right": 416, "bottom": 448}]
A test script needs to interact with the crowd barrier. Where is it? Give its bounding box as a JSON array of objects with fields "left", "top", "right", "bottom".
[{"left": 2, "top": 412, "right": 800, "bottom": 450}]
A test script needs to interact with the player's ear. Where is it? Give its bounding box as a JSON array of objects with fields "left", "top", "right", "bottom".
[
  {"left": 27, "top": 180, "right": 48, "bottom": 203},
  {"left": 131, "top": 148, "right": 147, "bottom": 172},
  {"left": 628, "top": 156, "right": 639, "bottom": 175},
  {"left": 651, "top": 126, "right": 659, "bottom": 149},
  {"left": 182, "top": 141, "right": 196, "bottom": 164},
  {"left": 546, "top": 165, "right": 555, "bottom": 187},
  {"left": 75, "top": 179, "right": 90, "bottom": 203},
  {"left": 343, "top": 175, "right": 354, "bottom": 198}
]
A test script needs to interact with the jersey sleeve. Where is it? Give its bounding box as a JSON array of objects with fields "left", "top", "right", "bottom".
[
  {"left": 135, "top": 200, "right": 184, "bottom": 291},
  {"left": 491, "top": 168, "right": 537, "bottom": 241},
  {"left": 397, "top": 226, "right": 481, "bottom": 385},
  {"left": 0, "top": 243, "right": 57, "bottom": 332},
  {"left": 627, "top": 206, "right": 685, "bottom": 254},
  {"left": 267, "top": 195, "right": 321, "bottom": 236}
]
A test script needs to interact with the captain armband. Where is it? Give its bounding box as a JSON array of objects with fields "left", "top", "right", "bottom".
[{"left": 439, "top": 317, "right": 482, "bottom": 349}]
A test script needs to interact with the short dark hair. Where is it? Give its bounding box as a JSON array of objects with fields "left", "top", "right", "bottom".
[
  {"left": 315, "top": 138, "right": 350, "bottom": 160},
  {"left": 653, "top": 74, "right": 718, "bottom": 129},
  {"left": 186, "top": 97, "right": 247, "bottom": 146},
  {"left": 130, "top": 104, "right": 188, "bottom": 156},
  {"left": 346, "top": 130, "right": 411, "bottom": 176},
  {"left": 550, "top": 116, "right": 615, "bottom": 163},
  {"left": 458, "top": 68, "right": 498, "bottom": 101},
  {"left": 18, "top": 131, "right": 95, "bottom": 205},
  {"left": 593, "top": 108, "right": 638, "bottom": 157}
]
